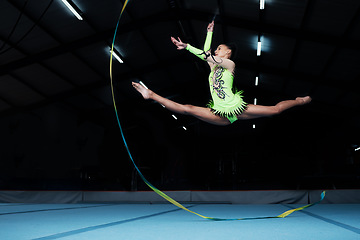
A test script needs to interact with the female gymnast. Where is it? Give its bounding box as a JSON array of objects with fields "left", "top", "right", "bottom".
[{"left": 132, "top": 21, "right": 311, "bottom": 126}]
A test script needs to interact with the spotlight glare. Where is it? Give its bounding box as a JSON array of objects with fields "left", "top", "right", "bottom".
[
  {"left": 257, "top": 41, "right": 262, "bottom": 56},
  {"left": 139, "top": 81, "right": 148, "bottom": 89},
  {"left": 260, "top": 0, "right": 265, "bottom": 10},
  {"left": 61, "top": 0, "right": 83, "bottom": 20},
  {"left": 110, "top": 49, "right": 124, "bottom": 63}
]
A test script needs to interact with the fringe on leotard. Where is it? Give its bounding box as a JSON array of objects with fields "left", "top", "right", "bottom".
[{"left": 207, "top": 90, "right": 248, "bottom": 118}]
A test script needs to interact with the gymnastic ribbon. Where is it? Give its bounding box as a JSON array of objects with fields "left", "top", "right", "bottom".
[{"left": 109, "top": 1, "right": 326, "bottom": 221}]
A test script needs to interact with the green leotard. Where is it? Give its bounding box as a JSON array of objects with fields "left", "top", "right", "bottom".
[{"left": 186, "top": 32, "right": 247, "bottom": 123}]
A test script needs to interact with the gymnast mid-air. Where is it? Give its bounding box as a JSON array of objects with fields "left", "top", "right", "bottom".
[{"left": 132, "top": 21, "right": 311, "bottom": 126}]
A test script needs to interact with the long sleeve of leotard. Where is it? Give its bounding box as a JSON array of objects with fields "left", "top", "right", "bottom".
[
  {"left": 186, "top": 44, "right": 206, "bottom": 60},
  {"left": 203, "top": 31, "right": 213, "bottom": 52},
  {"left": 186, "top": 31, "right": 213, "bottom": 60}
]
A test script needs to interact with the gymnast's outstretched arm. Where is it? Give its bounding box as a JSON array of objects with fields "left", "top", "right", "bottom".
[
  {"left": 204, "top": 21, "right": 214, "bottom": 51},
  {"left": 203, "top": 21, "right": 214, "bottom": 69},
  {"left": 170, "top": 37, "right": 235, "bottom": 71}
]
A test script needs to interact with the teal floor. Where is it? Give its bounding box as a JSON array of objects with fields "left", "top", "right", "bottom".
[{"left": 0, "top": 203, "right": 359, "bottom": 240}]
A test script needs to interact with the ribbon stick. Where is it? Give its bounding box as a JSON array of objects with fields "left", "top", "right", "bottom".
[{"left": 109, "top": 1, "right": 326, "bottom": 221}]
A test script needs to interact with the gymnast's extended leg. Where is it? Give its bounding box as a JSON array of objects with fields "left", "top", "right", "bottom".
[
  {"left": 238, "top": 97, "right": 312, "bottom": 120},
  {"left": 132, "top": 82, "right": 230, "bottom": 125}
]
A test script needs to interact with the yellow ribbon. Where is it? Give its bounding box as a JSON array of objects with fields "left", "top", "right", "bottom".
[{"left": 109, "top": 0, "right": 326, "bottom": 221}]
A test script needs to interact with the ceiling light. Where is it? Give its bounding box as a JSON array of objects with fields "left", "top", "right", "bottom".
[
  {"left": 253, "top": 124, "right": 256, "bottom": 129},
  {"left": 254, "top": 98, "right": 257, "bottom": 105},
  {"left": 355, "top": 147, "right": 360, "bottom": 151},
  {"left": 255, "top": 76, "right": 259, "bottom": 86},
  {"left": 182, "top": 126, "right": 187, "bottom": 131},
  {"left": 260, "top": 0, "right": 265, "bottom": 10},
  {"left": 61, "top": 0, "right": 83, "bottom": 20},
  {"left": 172, "top": 115, "right": 178, "bottom": 120},
  {"left": 139, "top": 81, "right": 148, "bottom": 89},
  {"left": 110, "top": 48, "right": 123, "bottom": 63},
  {"left": 257, "top": 41, "right": 262, "bottom": 56}
]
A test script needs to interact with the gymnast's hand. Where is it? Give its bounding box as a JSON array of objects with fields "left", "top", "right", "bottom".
[
  {"left": 171, "top": 37, "right": 187, "bottom": 50},
  {"left": 207, "top": 20, "right": 214, "bottom": 32}
]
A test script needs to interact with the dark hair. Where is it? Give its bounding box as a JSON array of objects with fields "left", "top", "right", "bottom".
[
  {"left": 224, "top": 42, "right": 238, "bottom": 60},
  {"left": 223, "top": 43, "right": 240, "bottom": 93}
]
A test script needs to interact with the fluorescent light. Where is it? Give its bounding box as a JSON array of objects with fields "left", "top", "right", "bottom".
[
  {"left": 257, "top": 41, "right": 262, "bottom": 56},
  {"left": 182, "top": 126, "right": 187, "bottom": 131},
  {"left": 110, "top": 49, "right": 123, "bottom": 63},
  {"left": 139, "top": 81, "right": 148, "bottom": 89},
  {"left": 172, "top": 115, "right": 178, "bottom": 120},
  {"left": 61, "top": 0, "right": 83, "bottom": 20},
  {"left": 255, "top": 76, "right": 259, "bottom": 86},
  {"left": 355, "top": 147, "right": 360, "bottom": 151},
  {"left": 253, "top": 124, "right": 256, "bottom": 129},
  {"left": 260, "top": 0, "right": 265, "bottom": 10},
  {"left": 254, "top": 98, "right": 257, "bottom": 105}
]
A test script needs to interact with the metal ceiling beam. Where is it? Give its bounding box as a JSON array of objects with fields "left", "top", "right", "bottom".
[
  {"left": 7, "top": 0, "right": 129, "bottom": 110},
  {"left": 9, "top": 73, "right": 49, "bottom": 97},
  {"left": 0, "top": 96, "right": 14, "bottom": 109},
  {"left": 7, "top": 0, "right": 156, "bottom": 110},
  {"left": 6, "top": 1, "right": 104, "bottom": 97},
  {"left": 3, "top": 6, "right": 360, "bottom": 77},
  {"left": 0, "top": 2, "right": 80, "bottom": 88},
  {"left": 0, "top": 34, "right": 82, "bottom": 112},
  {"left": 0, "top": 8, "right": 185, "bottom": 77}
]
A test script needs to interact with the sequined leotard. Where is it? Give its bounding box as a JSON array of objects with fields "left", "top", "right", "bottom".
[{"left": 185, "top": 32, "right": 247, "bottom": 123}]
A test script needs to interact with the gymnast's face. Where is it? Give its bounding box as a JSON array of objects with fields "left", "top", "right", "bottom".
[{"left": 214, "top": 44, "right": 231, "bottom": 59}]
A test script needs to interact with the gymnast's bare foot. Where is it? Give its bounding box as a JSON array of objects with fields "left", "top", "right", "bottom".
[
  {"left": 296, "top": 96, "right": 312, "bottom": 105},
  {"left": 132, "top": 82, "right": 152, "bottom": 99}
]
